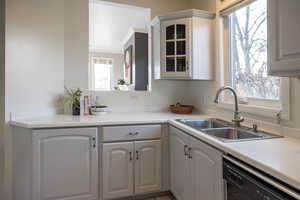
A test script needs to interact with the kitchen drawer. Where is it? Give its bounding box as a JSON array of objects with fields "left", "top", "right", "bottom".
[{"left": 102, "top": 125, "right": 161, "bottom": 142}]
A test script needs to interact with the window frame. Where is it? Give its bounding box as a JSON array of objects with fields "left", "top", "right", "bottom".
[
  {"left": 89, "top": 56, "right": 114, "bottom": 91},
  {"left": 219, "top": 0, "right": 290, "bottom": 120}
]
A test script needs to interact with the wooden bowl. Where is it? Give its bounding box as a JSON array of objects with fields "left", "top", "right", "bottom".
[{"left": 170, "top": 104, "right": 194, "bottom": 114}]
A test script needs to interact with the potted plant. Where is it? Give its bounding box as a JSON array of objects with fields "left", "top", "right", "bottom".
[
  {"left": 117, "top": 79, "right": 129, "bottom": 91},
  {"left": 64, "top": 87, "right": 82, "bottom": 116}
]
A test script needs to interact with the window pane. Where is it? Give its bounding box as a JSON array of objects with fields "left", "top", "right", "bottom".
[
  {"left": 94, "top": 63, "right": 111, "bottom": 90},
  {"left": 176, "top": 24, "right": 186, "bottom": 39},
  {"left": 176, "top": 57, "right": 186, "bottom": 72},
  {"left": 166, "top": 41, "right": 175, "bottom": 56},
  {"left": 176, "top": 41, "right": 186, "bottom": 55},
  {"left": 230, "top": 0, "right": 280, "bottom": 100},
  {"left": 166, "top": 57, "right": 175, "bottom": 72},
  {"left": 166, "top": 25, "right": 175, "bottom": 40}
]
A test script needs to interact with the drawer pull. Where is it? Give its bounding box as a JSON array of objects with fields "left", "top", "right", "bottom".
[
  {"left": 184, "top": 145, "right": 189, "bottom": 156},
  {"left": 188, "top": 147, "right": 192, "bottom": 159},
  {"left": 134, "top": 132, "right": 139, "bottom": 135},
  {"left": 129, "top": 132, "right": 134, "bottom": 136}
]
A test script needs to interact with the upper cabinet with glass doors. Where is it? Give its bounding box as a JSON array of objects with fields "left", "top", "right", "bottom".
[{"left": 151, "top": 10, "right": 215, "bottom": 80}]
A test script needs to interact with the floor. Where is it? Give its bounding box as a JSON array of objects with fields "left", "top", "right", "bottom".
[{"left": 144, "top": 196, "right": 173, "bottom": 200}]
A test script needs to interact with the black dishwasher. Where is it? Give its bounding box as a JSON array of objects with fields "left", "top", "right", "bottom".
[{"left": 223, "top": 156, "right": 300, "bottom": 200}]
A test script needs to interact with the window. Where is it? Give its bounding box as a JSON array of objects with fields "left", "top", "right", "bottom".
[
  {"left": 228, "top": 0, "right": 281, "bottom": 100},
  {"left": 90, "top": 57, "right": 113, "bottom": 91}
]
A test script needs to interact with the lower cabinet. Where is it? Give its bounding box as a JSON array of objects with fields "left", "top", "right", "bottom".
[
  {"left": 103, "top": 140, "right": 162, "bottom": 199},
  {"left": 13, "top": 127, "right": 98, "bottom": 200},
  {"left": 169, "top": 126, "right": 223, "bottom": 200},
  {"left": 32, "top": 128, "right": 98, "bottom": 200}
]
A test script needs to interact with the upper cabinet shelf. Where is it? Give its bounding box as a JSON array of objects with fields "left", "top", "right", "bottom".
[
  {"left": 268, "top": 0, "right": 300, "bottom": 76},
  {"left": 150, "top": 9, "right": 215, "bottom": 80}
]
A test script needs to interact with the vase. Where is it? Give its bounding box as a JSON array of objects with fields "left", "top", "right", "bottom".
[{"left": 72, "top": 104, "right": 80, "bottom": 116}]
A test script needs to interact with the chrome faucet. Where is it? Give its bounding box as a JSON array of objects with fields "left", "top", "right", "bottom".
[{"left": 214, "top": 86, "right": 244, "bottom": 127}]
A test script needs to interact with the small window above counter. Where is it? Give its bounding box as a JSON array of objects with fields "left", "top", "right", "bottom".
[{"left": 150, "top": 9, "right": 215, "bottom": 80}]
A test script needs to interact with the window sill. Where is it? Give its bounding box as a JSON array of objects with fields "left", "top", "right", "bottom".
[{"left": 216, "top": 102, "right": 281, "bottom": 119}]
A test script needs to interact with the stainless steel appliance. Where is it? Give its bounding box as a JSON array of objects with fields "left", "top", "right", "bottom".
[{"left": 223, "top": 156, "right": 300, "bottom": 200}]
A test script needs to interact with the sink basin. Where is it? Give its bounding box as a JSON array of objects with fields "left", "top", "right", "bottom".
[
  {"left": 176, "top": 118, "right": 282, "bottom": 142},
  {"left": 202, "top": 128, "right": 260, "bottom": 141},
  {"left": 176, "top": 118, "right": 229, "bottom": 130}
]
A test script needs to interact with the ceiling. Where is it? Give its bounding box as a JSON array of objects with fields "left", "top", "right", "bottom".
[{"left": 89, "top": 1, "right": 151, "bottom": 54}]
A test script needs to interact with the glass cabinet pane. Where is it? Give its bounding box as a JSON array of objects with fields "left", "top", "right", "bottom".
[
  {"left": 176, "top": 41, "right": 186, "bottom": 55},
  {"left": 166, "top": 25, "right": 175, "bottom": 40},
  {"left": 166, "top": 42, "right": 175, "bottom": 56},
  {"left": 176, "top": 57, "right": 186, "bottom": 72},
  {"left": 166, "top": 57, "right": 175, "bottom": 72},
  {"left": 176, "top": 24, "right": 186, "bottom": 39}
]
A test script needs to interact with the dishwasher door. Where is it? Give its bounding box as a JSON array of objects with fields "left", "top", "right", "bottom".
[{"left": 223, "top": 157, "right": 299, "bottom": 200}]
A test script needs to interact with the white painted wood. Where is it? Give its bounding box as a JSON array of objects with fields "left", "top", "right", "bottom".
[
  {"left": 32, "top": 128, "right": 98, "bottom": 200},
  {"left": 169, "top": 126, "right": 223, "bottom": 200},
  {"left": 169, "top": 126, "right": 190, "bottom": 200},
  {"left": 134, "top": 140, "right": 162, "bottom": 194},
  {"left": 189, "top": 136, "right": 223, "bottom": 200},
  {"left": 192, "top": 17, "right": 214, "bottom": 80},
  {"left": 102, "top": 125, "right": 161, "bottom": 142},
  {"left": 102, "top": 142, "right": 134, "bottom": 199},
  {"left": 151, "top": 9, "right": 215, "bottom": 80},
  {"left": 268, "top": 0, "right": 300, "bottom": 76},
  {"left": 161, "top": 18, "right": 192, "bottom": 79}
]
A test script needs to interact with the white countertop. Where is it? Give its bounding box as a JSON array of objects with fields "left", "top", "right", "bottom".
[
  {"left": 9, "top": 112, "right": 208, "bottom": 129},
  {"left": 10, "top": 111, "right": 300, "bottom": 194}
]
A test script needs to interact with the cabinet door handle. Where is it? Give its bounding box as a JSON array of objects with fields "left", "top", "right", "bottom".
[
  {"left": 136, "top": 150, "right": 139, "bottom": 160},
  {"left": 184, "top": 145, "right": 189, "bottom": 157},
  {"left": 188, "top": 147, "right": 192, "bottom": 159},
  {"left": 92, "top": 137, "right": 96, "bottom": 148},
  {"left": 129, "top": 152, "right": 133, "bottom": 161}
]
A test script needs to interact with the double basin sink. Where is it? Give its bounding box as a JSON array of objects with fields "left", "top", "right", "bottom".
[{"left": 176, "top": 118, "right": 282, "bottom": 142}]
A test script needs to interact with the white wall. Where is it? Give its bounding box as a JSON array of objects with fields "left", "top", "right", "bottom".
[
  {"left": 90, "top": 2, "right": 151, "bottom": 53},
  {"left": 64, "top": 0, "right": 89, "bottom": 90},
  {"left": 64, "top": 0, "right": 192, "bottom": 113},
  {"left": 106, "top": 0, "right": 191, "bottom": 18},
  {"left": 0, "top": 0, "right": 5, "bottom": 198},
  {"left": 4, "top": 0, "right": 65, "bottom": 199}
]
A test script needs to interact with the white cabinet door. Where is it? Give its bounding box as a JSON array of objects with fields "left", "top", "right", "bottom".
[
  {"left": 103, "top": 142, "right": 134, "bottom": 199},
  {"left": 169, "top": 127, "right": 189, "bottom": 200},
  {"left": 32, "top": 128, "right": 98, "bottom": 200},
  {"left": 161, "top": 18, "right": 192, "bottom": 79},
  {"left": 268, "top": 0, "right": 300, "bottom": 76},
  {"left": 189, "top": 137, "right": 223, "bottom": 200},
  {"left": 134, "top": 140, "right": 162, "bottom": 194}
]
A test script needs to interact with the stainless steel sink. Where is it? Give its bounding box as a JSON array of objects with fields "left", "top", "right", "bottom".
[
  {"left": 176, "top": 118, "right": 229, "bottom": 130},
  {"left": 176, "top": 118, "right": 282, "bottom": 142}
]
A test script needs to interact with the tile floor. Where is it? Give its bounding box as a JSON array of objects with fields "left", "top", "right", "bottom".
[{"left": 144, "top": 195, "right": 173, "bottom": 200}]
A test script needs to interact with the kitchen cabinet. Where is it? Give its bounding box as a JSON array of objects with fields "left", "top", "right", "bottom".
[
  {"left": 151, "top": 9, "right": 215, "bottom": 80},
  {"left": 268, "top": 0, "right": 300, "bottom": 76},
  {"left": 169, "top": 126, "right": 223, "bottom": 200},
  {"left": 135, "top": 140, "right": 162, "bottom": 194},
  {"left": 13, "top": 127, "right": 98, "bottom": 200},
  {"left": 103, "top": 140, "right": 162, "bottom": 199},
  {"left": 102, "top": 126, "right": 162, "bottom": 200},
  {"left": 102, "top": 142, "right": 134, "bottom": 199}
]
